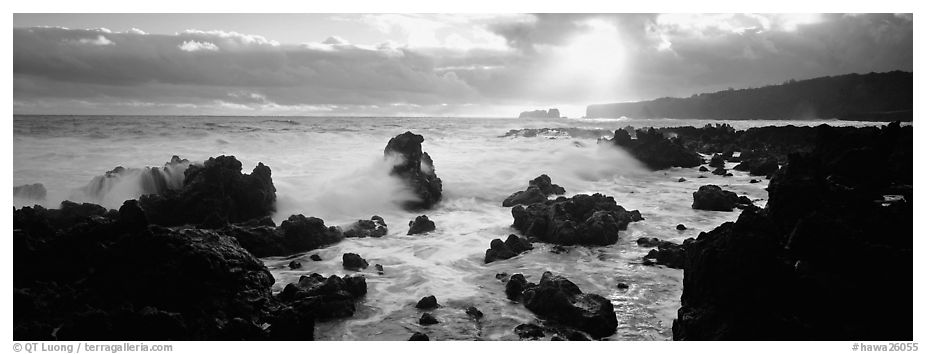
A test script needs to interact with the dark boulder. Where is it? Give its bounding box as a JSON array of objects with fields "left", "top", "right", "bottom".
[
  {"left": 409, "top": 332, "right": 429, "bottom": 341},
  {"left": 711, "top": 167, "right": 727, "bottom": 176},
  {"left": 676, "top": 224, "right": 687, "bottom": 230},
  {"left": 505, "top": 274, "right": 531, "bottom": 301},
  {"left": 407, "top": 215, "right": 436, "bottom": 235},
  {"left": 699, "top": 166, "right": 709, "bottom": 172},
  {"left": 310, "top": 254, "right": 322, "bottom": 262},
  {"left": 511, "top": 193, "right": 643, "bottom": 246},
  {"left": 609, "top": 128, "right": 703, "bottom": 170},
  {"left": 692, "top": 185, "right": 752, "bottom": 212},
  {"left": 636, "top": 237, "right": 663, "bottom": 248},
  {"left": 385, "top": 132, "right": 442, "bottom": 210},
  {"left": 484, "top": 234, "right": 533, "bottom": 263},
  {"left": 518, "top": 272, "right": 618, "bottom": 339},
  {"left": 139, "top": 156, "right": 276, "bottom": 226},
  {"left": 708, "top": 154, "right": 726, "bottom": 168},
  {"left": 280, "top": 214, "right": 344, "bottom": 253},
  {"left": 419, "top": 313, "right": 439, "bottom": 325},
  {"left": 342, "top": 253, "right": 369, "bottom": 271},
  {"left": 502, "top": 174, "right": 566, "bottom": 207},
  {"left": 466, "top": 306, "right": 484, "bottom": 319},
  {"left": 642, "top": 238, "right": 693, "bottom": 269},
  {"left": 117, "top": 200, "right": 148, "bottom": 230},
  {"left": 277, "top": 273, "right": 367, "bottom": 320},
  {"left": 14, "top": 183, "right": 47, "bottom": 200},
  {"left": 343, "top": 216, "right": 388, "bottom": 238},
  {"left": 415, "top": 295, "right": 438, "bottom": 309},
  {"left": 288, "top": 261, "right": 302, "bottom": 270}
]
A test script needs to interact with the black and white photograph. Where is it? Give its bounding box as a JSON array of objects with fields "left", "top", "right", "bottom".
[{"left": 8, "top": 4, "right": 919, "bottom": 349}]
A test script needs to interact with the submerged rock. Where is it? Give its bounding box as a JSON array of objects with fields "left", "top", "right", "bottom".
[
  {"left": 484, "top": 234, "right": 534, "bottom": 264},
  {"left": 407, "top": 215, "right": 436, "bottom": 235},
  {"left": 139, "top": 155, "right": 276, "bottom": 226},
  {"left": 342, "top": 253, "right": 369, "bottom": 271},
  {"left": 343, "top": 216, "right": 388, "bottom": 238},
  {"left": 385, "top": 132, "right": 442, "bottom": 210},
  {"left": 507, "top": 272, "right": 618, "bottom": 339},
  {"left": 408, "top": 332, "right": 429, "bottom": 341},
  {"left": 14, "top": 183, "right": 47, "bottom": 201},
  {"left": 502, "top": 174, "right": 566, "bottom": 207},
  {"left": 608, "top": 128, "right": 703, "bottom": 170},
  {"left": 691, "top": 185, "right": 752, "bottom": 212},
  {"left": 415, "top": 295, "right": 438, "bottom": 309},
  {"left": 511, "top": 193, "right": 643, "bottom": 246},
  {"left": 419, "top": 313, "right": 439, "bottom": 325},
  {"left": 466, "top": 306, "right": 484, "bottom": 319},
  {"left": 288, "top": 261, "right": 302, "bottom": 270}
]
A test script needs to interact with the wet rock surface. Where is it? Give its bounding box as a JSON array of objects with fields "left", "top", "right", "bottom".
[
  {"left": 674, "top": 123, "right": 913, "bottom": 340},
  {"left": 502, "top": 174, "right": 566, "bottom": 207},
  {"left": 407, "top": 215, "right": 436, "bottom": 235},
  {"left": 504, "top": 272, "right": 618, "bottom": 339},
  {"left": 484, "top": 234, "right": 534, "bottom": 264},
  {"left": 691, "top": 185, "right": 753, "bottom": 212},
  {"left": 12, "top": 203, "right": 335, "bottom": 340},
  {"left": 343, "top": 216, "right": 388, "bottom": 238},
  {"left": 139, "top": 155, "right": 276, "bottom": 226},
  {"left": 608, "top": 128, "right": 703, "bottom": 170},
  {"left": 385, "top": 132, "right": 443, "bottom": 210},
  {"left": 511, "top": 193, "right": 643, "bottom": 246}
]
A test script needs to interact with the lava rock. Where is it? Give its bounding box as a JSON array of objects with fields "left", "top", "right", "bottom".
[
  {"left": 374, "top": 264, "right": 384, "bottom": 274},
  {"left": 407, "top": 215, "right": 436, "bottom": 235},
  {"left": 708, "top": 154, "right": 726, "bottom": 168},
  {"left": 692, "top": 185, "right": 752, "bottom": 212},
  {"left": 139, "top": 155, "right": 275, "bottom": 226},
  {"left": 502, "top": 174, "right": 566, "bottom": 207},
  {"left": 409, "top": 332, "right": 429, "bottom": 341},
  {"left": 310, "top": 254, "right": 322, "bottom": 261},
  {"left": 520, "top": 271, "right": 618, "bottom": 339},
  {"left": 419, "top": 313, "right": 439, "bottom": 325},
  {"left": 699, "top": 166, "right": 709, "bottom": 172},
  {"left": 609, "top": 128, "right": 703, "bottom": 170},
  {"left": 617, "top": 283, "right": 629, "bottom": 290},
  {"left": 344, "top": 216, "right": 388, "bottom": 238},
  {"left": 505, "top": 274, "right": 530, "bottom": 301},
  {"left": 511, "top": 193, "right": 643, "bottom": 246},
  {"left": 678, "top": 177, "right": 687, "bottom": 182},
  {"left": 750, "top": 179, "right": 761, "bottom": 183},
  {"left": 642, "top": 238, "right": 693, "bottom": 269},
  {"left": 711, "top": 167, "right": 727, "bottom": 176},
  {"left": 514, "top": 323, "right": 545, "bottom": 339},
  {"left": 636, "top": 237, "right": 663, "bottom": 248},
  {"left": 674, "top": 123, "right": 913, "bottom": 340},
  {"left": 466, "top": 306, "right": 484, "bottom": 319},
  {"left": 385, "top": 132, "right": 442, "bottom": 210},
  {"left": 277, "top": 273, "right": 367, "bottom": 320},
  {"left": 484, "top": 234, "right": 534, "bottom": 264},
  {"left": 288, "top": 261, "right": 302, "bottom": 270},
  {"left": 677, "top": 224, "right": 687, "bottom": 230},
  {"left": 415, "top": 295, "right": 438, "bottom": 309},
  {"left": 342, "top": 253, "right": 369, "bottom": 271}
]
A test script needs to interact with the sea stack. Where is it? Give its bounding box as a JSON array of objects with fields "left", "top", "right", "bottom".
[{"left": 384, "top": 132, "right": 443, "bottom": 210}]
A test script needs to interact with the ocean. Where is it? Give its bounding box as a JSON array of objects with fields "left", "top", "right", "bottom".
[{"left": 12, "top": 115, "right": 892, "bottom": 340}]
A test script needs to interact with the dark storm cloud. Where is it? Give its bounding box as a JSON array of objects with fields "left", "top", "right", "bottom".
[{"left": 13, "top": 13, "right": 913, "bottom": 115}]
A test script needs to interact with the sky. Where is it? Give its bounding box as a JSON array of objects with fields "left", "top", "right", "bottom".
[{"left": 13, "top": 13, "right": 913, "bottom": 117}]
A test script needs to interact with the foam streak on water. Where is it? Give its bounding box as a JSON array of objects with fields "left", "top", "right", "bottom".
[{"left": 12, "top": 115, "right": 888, "bottom": 340}]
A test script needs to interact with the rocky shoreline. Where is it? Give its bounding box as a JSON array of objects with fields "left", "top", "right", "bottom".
[{"left": 13, "top": 123, "right": 912, "bottom": 340}]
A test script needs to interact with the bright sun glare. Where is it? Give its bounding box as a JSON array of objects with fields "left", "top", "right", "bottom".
[{"left": 550, "top": 19, "right": 626, "bottom": 101}]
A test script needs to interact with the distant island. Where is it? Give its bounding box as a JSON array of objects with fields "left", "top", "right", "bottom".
[
  {"left": 586, "top": 71, "right": 912, "bottom": 121},
  {"left": 519, "top": 108, "right": 561, "bottom": 119}
]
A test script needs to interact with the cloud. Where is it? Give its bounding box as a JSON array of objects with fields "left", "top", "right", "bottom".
[
  {"left": 178, "top": 40, "right": 219, "bottom": 52},
  {"left": 13, "top": 14, "right": 913, "bottom": 116},
  {"left": 77, "top": 34, "right": 114, "bottom": 46}
]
